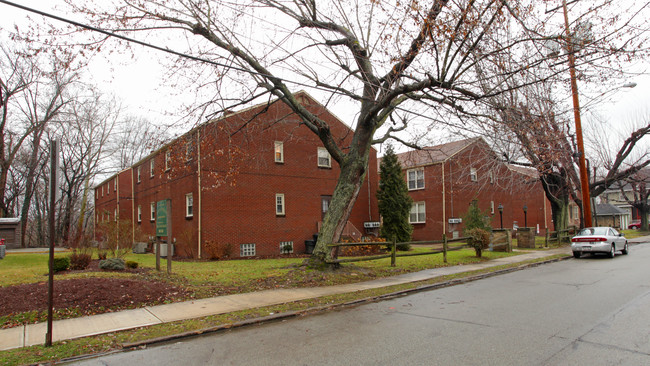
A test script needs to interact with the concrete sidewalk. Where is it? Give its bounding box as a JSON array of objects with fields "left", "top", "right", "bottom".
[{"left": 0, "top": 238, "right": 646, "bottom": 351}]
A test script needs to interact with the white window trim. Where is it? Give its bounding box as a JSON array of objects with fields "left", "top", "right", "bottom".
[
  {"left": 114, "top": 208, "right": 117, "bottom": 222},
  {"left": 275, "top": 193, "right": 285, "bottom": 216},
  {"left": 150, "top": 202, "right": 156, "bottom": 221},
  {"left": 470, "top": 167, "right": 478, "bottom": 182},
  {"left": 165, "top": 150, "right": 171, "bottom": 171},
  {"left": 150, "top": 159, "right": 155, "bottom": 178},
  {"left": 137, "top": 205, "right": 142, "bottom": 223},
  {"left": 317, "top": 147, "right": 331, "bottom": 168},
  {"left": 489, "top": 171, "right": 494, "bottom": 184},
  {"left": 137, "top": 166, "right": 141, "bottom": 183},
  {"left": 274, "top": 141, "right": 284, "bottom": 163},
  {"left": 240, "top": 243, "right": 256, "bottom": 257},
  {"left": 114, "top": 178, "right": 117, "bottom": 191},
  {"left": 409, "top": 202, "right": 426, "bottom": 224},
  {"left": 407, "top": 168, "right": 425, "bottom": 190},
  {"left": 186, "top": 193, "right": 194, "bottom": 218},
  {"left": 491, "top": 201, "right": 495, "bottom": 215}
]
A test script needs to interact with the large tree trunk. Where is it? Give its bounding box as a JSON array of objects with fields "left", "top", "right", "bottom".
[
  {"left": 549, "top": 197, "right": 570, "bottom": 233},
  {"left": 309, "top": 127, "right": 373, "bottom": 268},
  {"left": 20, "top": 129, "right": 46, "bottom": 247}
]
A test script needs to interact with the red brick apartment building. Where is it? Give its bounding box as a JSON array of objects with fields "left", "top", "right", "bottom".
[
  {"left": 395, "top": 138, "right": 553, "bottom": 240},
  {"left": 94, "top": 92, "right": 379, "bottom": 258}
]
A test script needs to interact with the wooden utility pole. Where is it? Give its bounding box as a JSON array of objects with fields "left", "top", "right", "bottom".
[{"left": 563, "top": 0, "right": 592, "bottom": 227}]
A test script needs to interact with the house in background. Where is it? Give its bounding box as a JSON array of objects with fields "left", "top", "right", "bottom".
[
  {"left": 593, "top": 203, "right": 627, "bottom": 228},
  {"left": 394, "top": 138, "right": 553, "bottom": 240},
  {"left": 95, "top": 92, "right": 379, "bottom": 258},
  {"left": 600, "top": 170, "right": 649, "bottom": 228},
  {"left": 0, "top": 217, "right": 21, "bottom": 249}
]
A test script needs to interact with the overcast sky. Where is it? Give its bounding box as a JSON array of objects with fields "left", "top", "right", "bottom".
[{"left": 1, "top": 0, "right": 648, "bottom": 145}]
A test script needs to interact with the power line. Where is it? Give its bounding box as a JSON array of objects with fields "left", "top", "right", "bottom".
[{"left": 0, "top": 0, "right": 343, "bottom": 96}]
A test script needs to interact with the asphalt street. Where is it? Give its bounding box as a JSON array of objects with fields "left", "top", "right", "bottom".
[{"left": 69, "top": 243, "right": 650, "bottom": 366}]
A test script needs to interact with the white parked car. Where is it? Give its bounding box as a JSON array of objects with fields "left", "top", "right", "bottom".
[{"left": 571, "top": 227, "right": 628, "bottom": 258}]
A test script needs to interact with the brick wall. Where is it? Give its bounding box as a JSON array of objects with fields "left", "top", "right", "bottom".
[
  {"left": 95, "top": 93, "right": 379, "bottom": 258},
  {"left": 402, "top": 139, "right": 553, "bottom": 241}
]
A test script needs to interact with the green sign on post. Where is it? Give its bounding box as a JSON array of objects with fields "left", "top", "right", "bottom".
[{"left": 156, "top": 200, "right": 168, "bottom": 237}]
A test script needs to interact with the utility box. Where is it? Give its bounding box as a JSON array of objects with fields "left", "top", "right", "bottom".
[
  {"left": 132, "top": 242, "right": 148, "bottom": 254},
  {"left": 154, "top": 243, "right": 174, "bottom": 258}
]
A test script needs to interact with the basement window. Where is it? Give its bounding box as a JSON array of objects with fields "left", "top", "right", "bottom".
[
  {"left": 280, "top": 241, "right": 294, "bottom": 254},
  {"left": 240, "top": 243, "right": 256, "bottom": 257}
]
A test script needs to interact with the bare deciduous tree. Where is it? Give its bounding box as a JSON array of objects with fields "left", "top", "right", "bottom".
[{"left": 60, "top": 0, "right": 649, "bottom": 265}]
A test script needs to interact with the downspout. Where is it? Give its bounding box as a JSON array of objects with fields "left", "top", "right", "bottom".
[
  {"left": 543, "top": 188, "right": 547, "bottom": 234},
  {"left": 442, "top": 162, "right": 446, "bottom": 236},
  {"left": 367, "top": 166, "right": 372, "bottom": 220},
  {"left": 197, "top": 130, "right": 202, "bottom": 259},
  {"left": 449, "top": 160, "right": 454, "bottom": 217},
  {"left": 116, "top": 177, "right": 120, "bottom": 250},
  {"left": 131, "top": 170, "right": 135, "bottom": 244}
]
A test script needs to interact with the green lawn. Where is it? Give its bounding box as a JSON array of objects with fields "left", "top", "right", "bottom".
[{"left": 1, "top": 247, "right": 517, "bottom": 290}]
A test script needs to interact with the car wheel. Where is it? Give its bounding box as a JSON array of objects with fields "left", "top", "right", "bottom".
[
  {"left": 573, "top": 251, "right": 581, "bottom": 259},
  {"left": 622, "top": 242, "right": 628, "bottom": 255},
  {"left": 608, "top": 244, "right": 615, "bottom": 258}
]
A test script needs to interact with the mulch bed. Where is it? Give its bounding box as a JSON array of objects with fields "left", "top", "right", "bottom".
[{"left": 0, "top": 260, "right": 191, "bottom": 327}]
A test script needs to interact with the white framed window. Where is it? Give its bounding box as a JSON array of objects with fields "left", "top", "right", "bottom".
[
  {"left": 489, "top": 171, "right": 494, "bottom": 184},
  {"left": 186, "top": 193, "right": 194, "bottom": 217},
  {"left": 409, "top": 202, "right": 426, "bottom": 224},
  {"left": 280, "top": 241, "right": 294, "bottom": 254},
  {"left": 165, "top": 150, "right": 171, "bottom": 171},
  {"left": 114, "top": 208, "right": 117, "bottom": 222},
  {"left": 114, "top": 177, "right": 117, "bottom": 191},
  {"left": 275, "top": 194, "right": 285, "bottom": 216},
  {"left": 470, "top": 167, "right": 478, "bottom": 182},
  {"left": 274, "top": 141, "right": 284, "bottom": 163},
  {"left": 150, "top": 158, "right": 155, "bottom": 178},
  {"left": 407, "top": 168, "right": 425, "bottom": 190},
  {"left": 150, "top": 202, "right": 156, "bottom": 221},
  {"left": 240, "top": 243, "right": 256, "bottom": 257},
  {"left": 317, "top": 147, "right": 331, "bottom": 168},
  {"left": 185, "top": 140, "right": 193, "bottom": 161},
  {"left": 137, "top": 166, "right": 141, "bottom": 183},
  {"left": 137, "top": 205, "right": 142, "bottom": 223},
  {"left": 101, "top": 185, "right": 104, "bottom": 197},
  {"left": 491, "top": 201, "right": 495, "bottom": 215}
]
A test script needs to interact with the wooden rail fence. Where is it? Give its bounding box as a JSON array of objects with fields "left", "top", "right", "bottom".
[{"left": 326, "top": 235, "right": 471, "bottom": 267}]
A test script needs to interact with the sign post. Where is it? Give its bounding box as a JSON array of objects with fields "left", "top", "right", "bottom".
[
  {"left": 156, "top": 200, "right": 172, "bottom": 273},
  {"left": 46, "top": 140, "right": 58, "bottom": 347}
]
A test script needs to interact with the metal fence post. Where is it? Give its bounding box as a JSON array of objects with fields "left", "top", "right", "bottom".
[{"left": 391, "top": 238, "right": 396, "bottom": 267}]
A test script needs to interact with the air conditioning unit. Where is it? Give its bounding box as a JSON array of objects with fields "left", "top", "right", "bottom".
[
  {"left": 154, "top": 243, "right": 174, "bottom": 257},
  {"left": 364, "top": 221, "right": 381, "bottom": 228},
  {"left": 132, "top": 242, "right": 147, "bottom": 254},
  {"left": 448, "top": 218, "right": 462, "bottom": 224}
]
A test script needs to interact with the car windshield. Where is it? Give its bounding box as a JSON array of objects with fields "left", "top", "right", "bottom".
[{"left": 577, "top": 227, "right": 608, "bottom": 236}]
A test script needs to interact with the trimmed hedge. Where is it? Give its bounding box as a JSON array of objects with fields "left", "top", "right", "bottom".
[
  {"left": 99, "top": 258, "right": 125, "bottom": 270},
  {"left": 52, "top": 257, "right": 70, "bottom": 272}
]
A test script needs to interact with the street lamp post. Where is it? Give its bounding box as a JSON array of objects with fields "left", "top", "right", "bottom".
[
  {"left": 498, "top": 204, "right": 504, "bottom": 229},
  {"left": 523, "top": 205, "right": 528, "bottom": 228}
]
